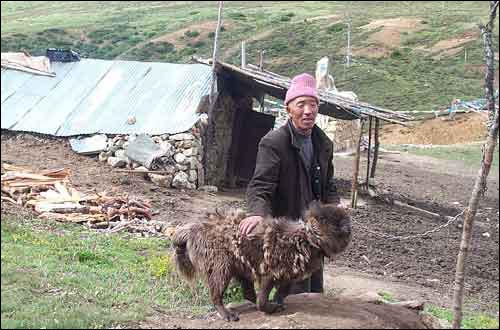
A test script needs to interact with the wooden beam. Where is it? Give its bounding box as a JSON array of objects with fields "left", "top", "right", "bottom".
[
  {"left": 351, "top": 119, "right": 365, "bottom": 208},
  {"left": 370, "top": 118, "right": 380, "bottom": 178}
]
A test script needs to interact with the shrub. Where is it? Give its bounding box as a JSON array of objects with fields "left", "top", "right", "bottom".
[{"left": 184, "top": 30, "right": 200, "bottom": 38}]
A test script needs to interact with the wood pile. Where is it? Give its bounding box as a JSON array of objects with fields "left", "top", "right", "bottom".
[{"left": 1, "top": 163, "right": 162, "bottom": 234}]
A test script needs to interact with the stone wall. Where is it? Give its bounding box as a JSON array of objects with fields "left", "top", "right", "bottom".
[
  {"left": 202, "top": 92, "right": 237, "bottom": 187},
  {"left": 98, "top": 131, "right": 203, "bottom": 190}
]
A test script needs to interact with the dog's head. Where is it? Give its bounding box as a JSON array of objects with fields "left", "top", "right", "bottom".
[{"left": 304, "top": 201, "right": 352, "bottom": 258}]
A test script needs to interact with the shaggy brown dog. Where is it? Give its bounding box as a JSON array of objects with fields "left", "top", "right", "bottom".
[{"left": 173, "top": 202, "right": 351, "bottom": 321}]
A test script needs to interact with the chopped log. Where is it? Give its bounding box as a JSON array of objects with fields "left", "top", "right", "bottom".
[
  {"left": 39, "top": 212, "right": 89, "bottom": 223},
  {"left": 34, "top": 202, "right": 89, "bottom": 214},
  {"left": 1, "top": 196, "right": 18, "bottom": 204}
]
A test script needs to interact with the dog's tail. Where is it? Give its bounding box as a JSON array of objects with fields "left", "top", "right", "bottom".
[{"left": 172, "top": 224, "right": 197, "bottom": 282}]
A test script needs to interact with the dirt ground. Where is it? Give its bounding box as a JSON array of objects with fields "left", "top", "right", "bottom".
[
  {"left": 380, "top": 112, "right": 489, "bottom": 145},
  {"left": 1, "top": 131, "right": 499, "bottom": 328}
]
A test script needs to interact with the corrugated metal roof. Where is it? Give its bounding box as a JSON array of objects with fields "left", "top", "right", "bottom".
[{"left": 1, "top": 59, "right": 212, "bottom": 136}]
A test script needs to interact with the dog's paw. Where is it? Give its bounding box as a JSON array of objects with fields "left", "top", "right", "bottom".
[
  {"left": 220, "top": 310, "right": 240, "bottom": 322},
  {"left": 262, "top": 302, "right": 285, "bottom": 314}
]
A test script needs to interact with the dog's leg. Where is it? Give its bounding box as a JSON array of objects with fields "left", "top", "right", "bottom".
[
  {"left": 238, "top": 276, "right": 256, "bottom": 304},
  {"left": 274, "top": 281, "right": 292, "bottom": 306},
  {"left": 208, "top": 273, "right": 240, "bottom": 322},
  {"left": 257, "top": 277, "right": 285, "bottom": 314}
]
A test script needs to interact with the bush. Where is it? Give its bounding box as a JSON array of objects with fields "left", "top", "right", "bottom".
[
  {"left": 327, "top": 23, "right": 345, "bottom": 33},
  {"left": 184, "top": 30, "right": 200, "bottom": 38},
  {"left": 391, "top": 49, "right": 403, "bottom": 59},
  {"left": 279, "top": 15, "right": 291, "bottom": 22}
]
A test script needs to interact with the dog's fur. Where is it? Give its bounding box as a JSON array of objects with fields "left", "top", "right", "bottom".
[{"left": 173, "top": 202, "right": 351, "bottom": 321}]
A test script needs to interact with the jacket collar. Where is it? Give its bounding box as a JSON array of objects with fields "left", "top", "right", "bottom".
[{"left": 286, "top": 120, "right": 332, "bottom": 156}]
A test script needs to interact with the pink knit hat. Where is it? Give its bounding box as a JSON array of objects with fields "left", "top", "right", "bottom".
[{"left": 285, "top": 73, "right": 319, "bottom": 105}]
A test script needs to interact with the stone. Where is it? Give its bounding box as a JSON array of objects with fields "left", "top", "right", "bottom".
[
  {"left": 172, "top": 171, "right": 190, "bottom": 189},
  {"left": 174, "top": 153, "right": 187, "bottom": 165},
  {"left": 115, "top": 139, "right": 125, "bottom": 148},
  {"left": 152, "top": 136, "right": 162, "bottom": 144},
  {"left": 170, "top": 133, "right": 194, "bottom": 141},
  {"left": 190, "top": 157, "right": 199, "bottom": 169},
  {"left": 181, "top": 141, "right": 193, "bottom": 149},
  {"left": 183, "top": 148, "right": 194, "bottom": 157},
  {"left": 107, "top": 156, "right": 127, "bottom": 168},
  {"left": 149, "top": 174, "right": 172, "bottom": 187},
  {"left": 189, "top": 170, "right": 198, "bottom": 183},
  {"left": 161, "top": 134, "right": 170, "bottom": 141},
  {"left": 98, "top": 151, "right": 109, "bottom": 162},
  {"left": 159, "top": 141, "right": 174, "bottom": 157},
  {"left": 175, "top": 164, "right": 189, "bottom": 171},
  {"left": 115, "top": 149, "right": 127, "bottom": 159},
  {"left": 164, "top": 165, "right": 176, "bottom": 174}
]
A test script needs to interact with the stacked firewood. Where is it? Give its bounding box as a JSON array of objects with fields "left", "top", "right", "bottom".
[{"left": 1, "top": 163, "right": 162, "bottom": 234}]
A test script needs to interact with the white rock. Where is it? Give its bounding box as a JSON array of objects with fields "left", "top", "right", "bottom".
[
  {"left": 183, "top": 148, "right": 194, "bottom": 157},
  {"left": 99, "top": 151, "right": 109, "bottom": 162},
  {"left": 174, "top": 153, "right": 187, "bottom": 165},
  {"left": 172, "top": 171, "right": 190, "bottom": 189},
  {"left": 170, "top": 133, "right": 195, "bottom": 141},
  {"left": 176, "top": 164, "right": 189, "bottom": 171},
  {"left": 482, "top": 232, "right": 491, "bottom": 238},
  {"left": 107, "top": 157, "right": 127, "bottom": 168},
  {"left": 149, "top": 174, "right": 172, "bottom": 187},
  {"left": 164, "top": 165, "right": 176, "bottom": 174},
  {"left": 115, "top": 149, "right": 127, "bottom": 159}
]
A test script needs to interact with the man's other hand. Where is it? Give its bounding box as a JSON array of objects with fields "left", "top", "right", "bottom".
[{"left": 239, "top": 215, "right": 264, "bottom": 236}]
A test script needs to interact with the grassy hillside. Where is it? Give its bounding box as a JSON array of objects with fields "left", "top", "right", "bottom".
[{"left": 1, "top": 1, "right": 499, "bottom": 114}]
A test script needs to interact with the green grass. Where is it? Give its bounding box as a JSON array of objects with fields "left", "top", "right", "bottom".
[
  {"left": 1, "top": 214, "right": 243, "bottom": 329},
  {"left": 0, "top": 1, "right": 498, "bottom": 113},
  {"left": 389, "top": 143, "right": 499, "bottom": 171},
  {"left": 425, "top": 304, "right": 499, "bottom": 329},
  {"left": 377, "top": 291, "right": 397, "bottom": 303}
]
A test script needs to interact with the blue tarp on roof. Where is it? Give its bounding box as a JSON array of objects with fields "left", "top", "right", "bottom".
[{"left": 1, "top": 59, "right": 212, "bottom": 136}]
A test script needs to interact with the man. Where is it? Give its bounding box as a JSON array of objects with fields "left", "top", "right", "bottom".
[{"left": 239, "top": 73, "right": 342, "bottom": 296}]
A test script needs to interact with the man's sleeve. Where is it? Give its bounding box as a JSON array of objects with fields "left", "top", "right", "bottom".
[
  {"left": 325, "top": 154, "right": 341, "bottom": 205},
  {"left": 246, "top": 138, "right": 280, "bottom": 217}
]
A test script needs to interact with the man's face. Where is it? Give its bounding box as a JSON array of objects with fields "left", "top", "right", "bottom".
[{"left": 287, "top": 96, "right": 319, "bottom": 132}]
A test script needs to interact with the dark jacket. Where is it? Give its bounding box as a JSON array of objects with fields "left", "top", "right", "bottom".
[{"left": 247, "top": 121, "right": 340, "bottom": 219}]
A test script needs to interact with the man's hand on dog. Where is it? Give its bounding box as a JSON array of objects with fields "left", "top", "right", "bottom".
[{"left": 239, "top": 215, "right": 263, "bottom": 236}]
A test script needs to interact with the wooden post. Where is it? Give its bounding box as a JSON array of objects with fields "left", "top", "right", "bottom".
[
  {"left": 259, "top": 50, "right": 265, "bottom": 71},
  {"left": 452, "top": 3, "right": 498, "bottom": 327},
  {"left": 241, "top": 41, "right": 246, "bottom": 69},
  {"left": 351, "top": 119, "right": 365, "bottom": 208},
  {"left": 370, "top": 118, "right": 380, "bottom": 178},
  {"left": 209, "top": 1, "right": 224, "bottom": 107},
  {"left": 365, "top": 116, "right": 373, "bottom": 185}
]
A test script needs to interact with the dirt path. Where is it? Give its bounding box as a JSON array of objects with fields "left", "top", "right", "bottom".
[{"left": 135, "top": 294, "right": 429, "bottom": 329}]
